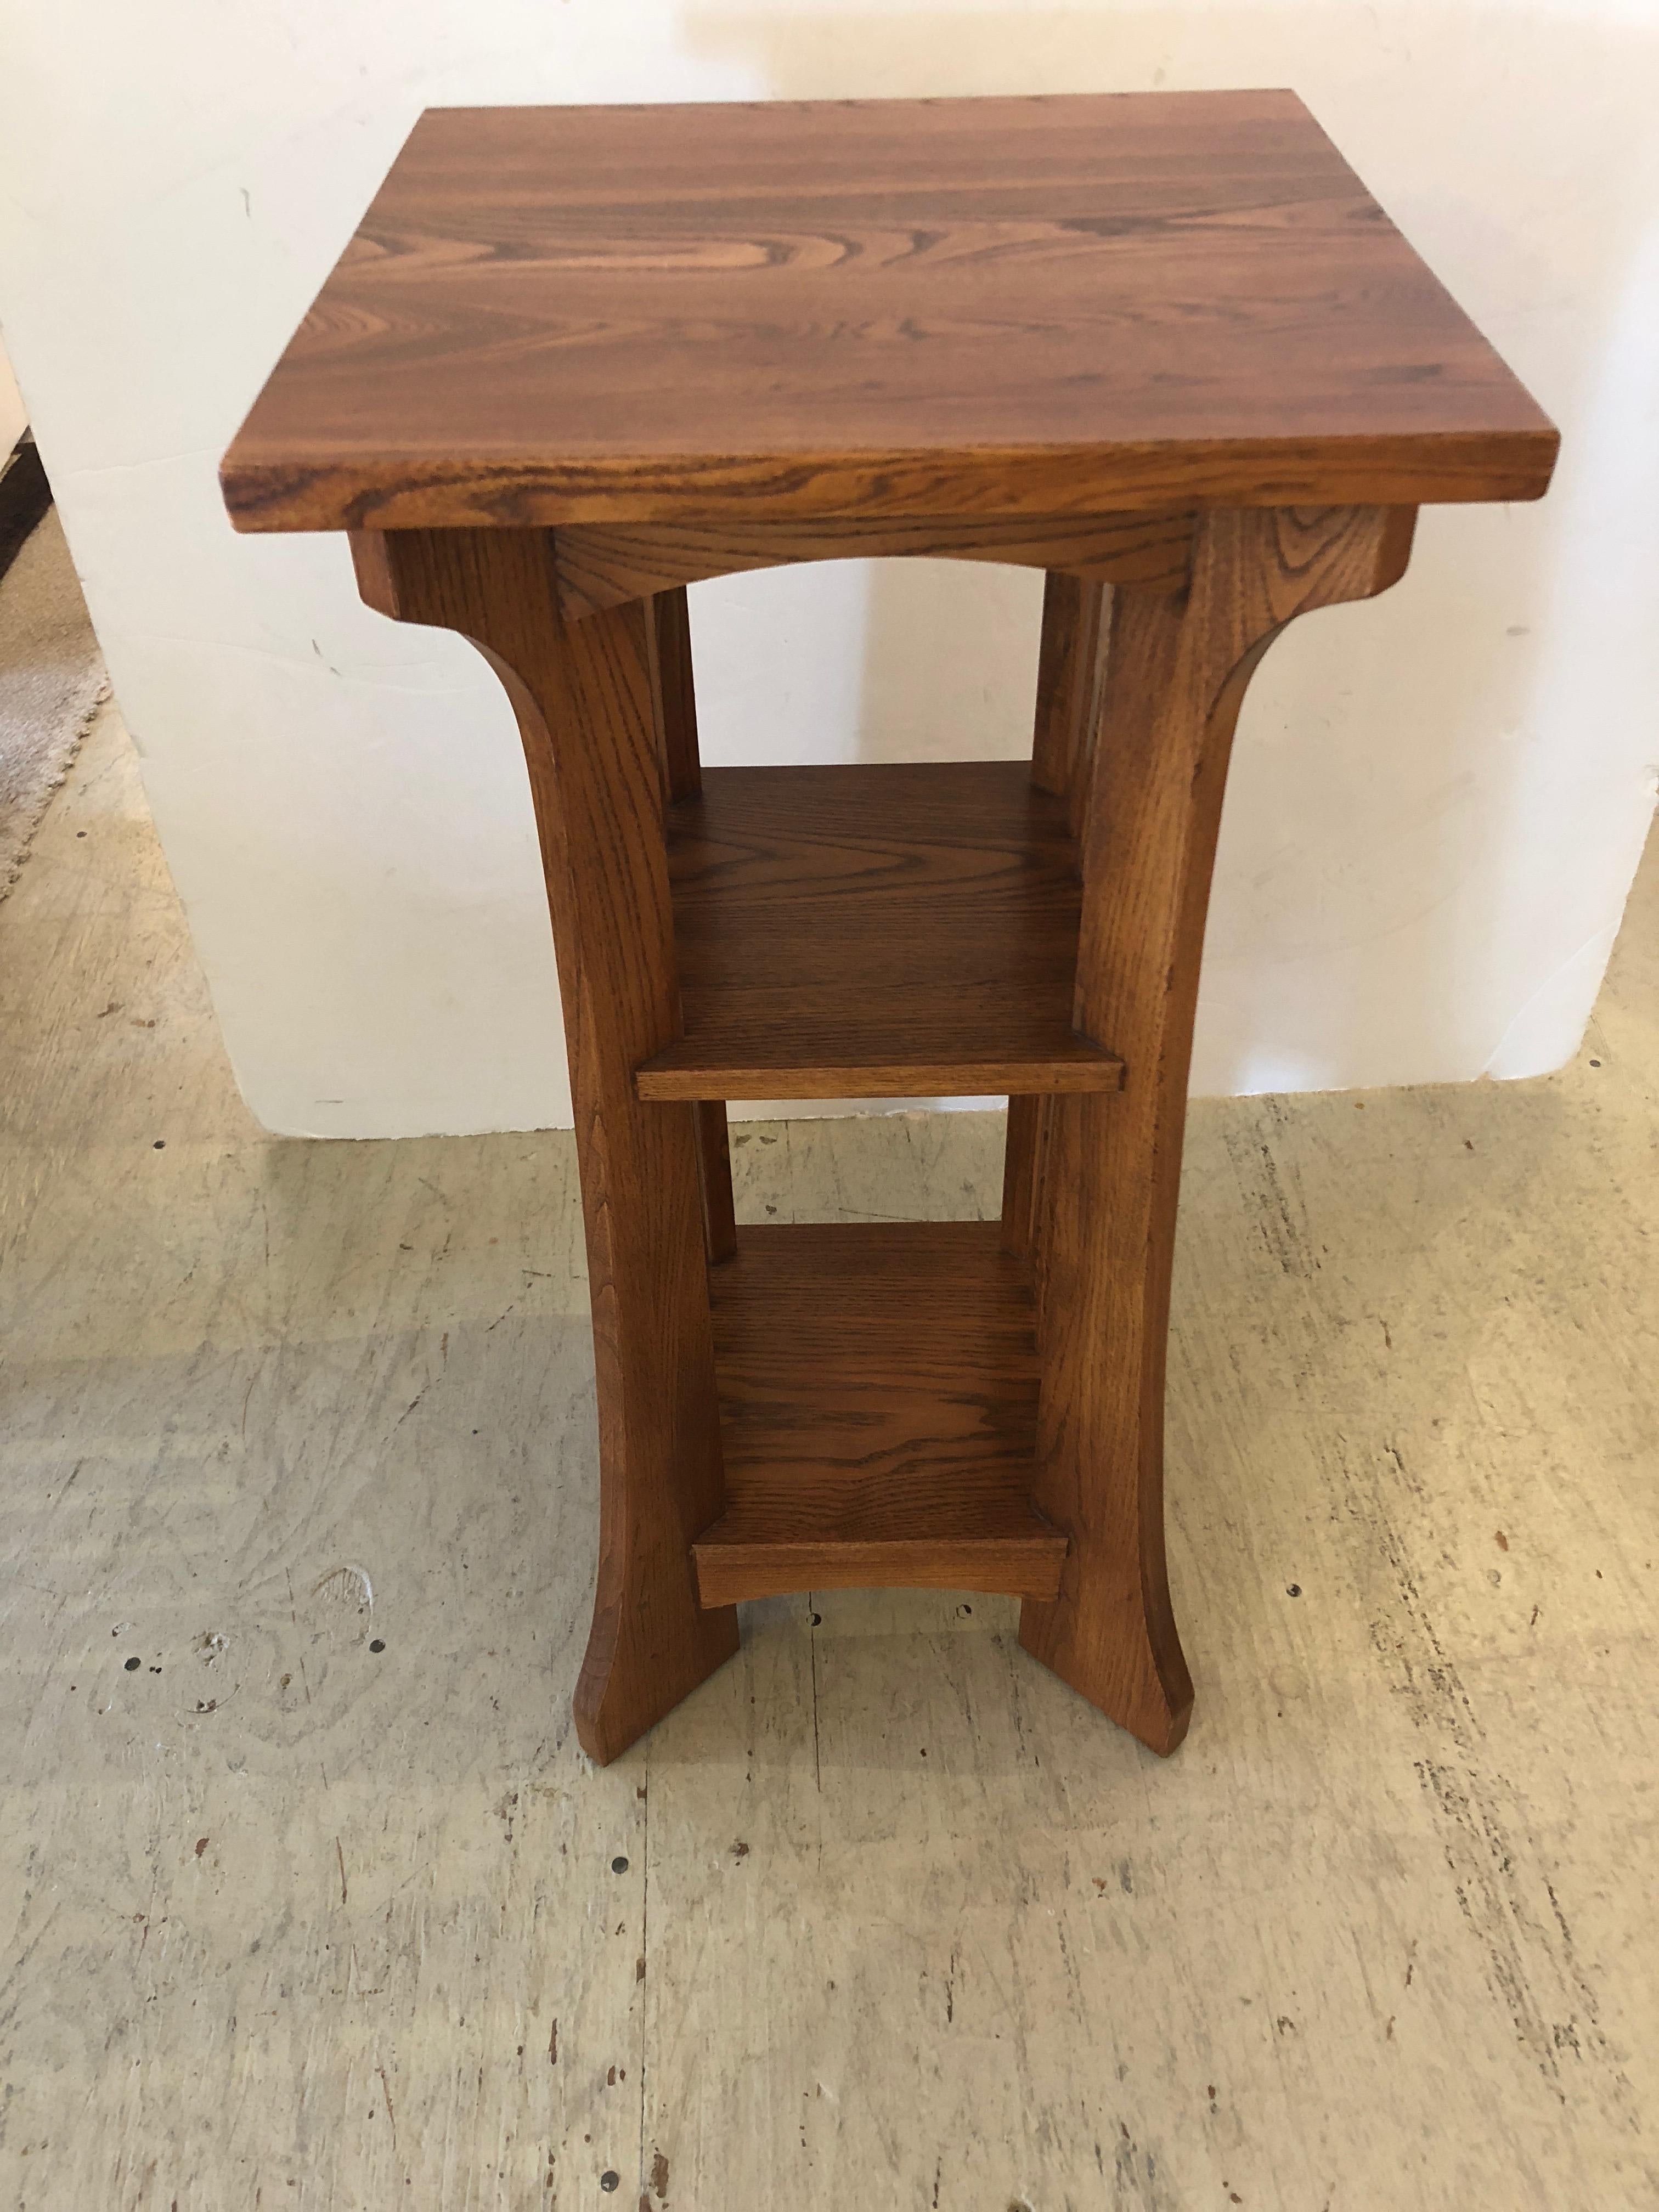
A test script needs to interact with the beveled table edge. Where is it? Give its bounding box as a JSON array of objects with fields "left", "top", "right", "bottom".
[{"left": 221, "top": 427, "right": 1560, "bottom": 534}]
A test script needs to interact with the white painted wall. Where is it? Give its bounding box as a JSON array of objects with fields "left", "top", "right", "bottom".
[{"left": 1, "top": 2, "right": 1654, "bottom": 1137}]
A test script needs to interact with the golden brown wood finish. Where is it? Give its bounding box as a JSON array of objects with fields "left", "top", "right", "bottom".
[
  {"left": 694, "top": 1101, "right": 737, "bottom": 1268},
  {"left": 636, "top": 763, "right": 1124, "bottom": 1102},
  {"left": 999, "top": 1094, "right": 1047, "bottom": 1268},
  {"left": 647, "top": 586, "right": 700, "bottom": 802},
  {"left": 552, "top": 512, "right": 1192, "bottom": 619},
  {"left": 351, "top": 526, "right": 737, "bottom": 1765},
  {"left": 231, "top": 93, "right": 1545, "bottom": 1763},
  {"left": 691, "top": 1223, "right": 1068, "bottom": 1606},
  {"left": 1029, "top": 572, "right": 1111, "bottom": 834},
  {"left": 1019, "top": 504, "right": 1417, "bottom": 1753},
  {"left": 1001, "top": 574, "right": 1113, "bottom": 1267},
  {"left": 222, "top": 94, "right": 1556, "bottom": 534},
  {"left": 642, "top": 583, "right": 738, "bottom": 1266}
]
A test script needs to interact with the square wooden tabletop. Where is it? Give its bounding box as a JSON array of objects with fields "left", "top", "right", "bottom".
[{"left": 221, "top": 91, "right": 1557, "bottom": 533}]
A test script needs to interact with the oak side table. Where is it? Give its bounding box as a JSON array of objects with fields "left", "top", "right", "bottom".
[{"left": 222, "top": 92, "right": 1556, "bottom": 1764}]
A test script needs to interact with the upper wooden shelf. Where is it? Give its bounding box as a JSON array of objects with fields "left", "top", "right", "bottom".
[
  {"left": 635, "top": 761, "right": 1122, "bottom": 1102},
  {"left": 222, "top": 91, "right": 1558, "bottom": 534}
]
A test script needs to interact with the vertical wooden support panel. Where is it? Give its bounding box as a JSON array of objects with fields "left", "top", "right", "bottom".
[
  {"left": 695, "top": 1101, "right": 738, "bottom": 1266},
  {"left": 351, "top": 527, "right": 738, "bottom": 1765},
  {"left": 1004, "top": 572, "right": 1111, "bottom": 1263},
  {"left": 650, "top": 586, "right": 701, "bottom": 802},
  {"left": 999, "top": 1094, "right": 1046, "bottom": 1263},
  {"left": 645, "top": 583, "right": 735, "bottom": 1262},
  {"left": 1020, "top": 506, "right": 1417, "bottom": 1753},
  {"left": 1030, "top": 572, "right": 1110, "bottom": 837}
]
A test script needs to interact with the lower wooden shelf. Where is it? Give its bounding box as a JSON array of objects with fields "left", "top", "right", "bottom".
[{"left": 691, "top": 1219, "right": 1067, "bottom": 1606}]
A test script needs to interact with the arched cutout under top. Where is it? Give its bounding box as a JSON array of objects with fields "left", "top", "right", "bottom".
[{"left": 550, "top": 509, "right": 1195, "bottom": 619}]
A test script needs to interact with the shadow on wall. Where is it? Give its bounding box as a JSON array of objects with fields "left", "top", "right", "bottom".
[{"left": 680, "top": 4, "right": 1659, "bottom": 1097}]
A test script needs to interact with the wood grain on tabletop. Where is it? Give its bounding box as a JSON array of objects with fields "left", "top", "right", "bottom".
[{"left": 221, "top": 90, "right": 1558, "bottom": 533}]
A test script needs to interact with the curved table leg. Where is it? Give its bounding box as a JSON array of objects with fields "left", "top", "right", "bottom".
[
  {"left": 352, "top": 528, "right": 738, "bottom": 1764},
  {"left": 1021, "top": 506, "right": 1415, "bottom": 1753}
]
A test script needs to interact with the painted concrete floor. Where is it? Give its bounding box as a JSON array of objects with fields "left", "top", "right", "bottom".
[{"left": 2, "top": 700, "right": 1655, "bottom": 2211}]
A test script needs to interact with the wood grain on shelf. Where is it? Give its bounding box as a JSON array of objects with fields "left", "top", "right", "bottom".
[
  {"left": 635, "top": 762, "right": 1124, "bottom": 1102},
  {"left": 552, "top": 511, "right": 1193, "bottom": 618},
  {"left": 1019, "top": 503, "right": 1417, "bottom": 1754},
  {"left": 351, "top": 524, "right": 738, "bottom": 1764},
  {"left": 223, "top": 92, "right": 1556, "bottom": 533},
  {"left": 691, "top": 1222, "right": 1067, "bottom": 1606}
]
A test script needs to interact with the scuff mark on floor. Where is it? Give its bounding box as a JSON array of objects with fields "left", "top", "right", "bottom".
[{"left": 1346, "top": 1434, "right": 1634, "bottom": 2115}]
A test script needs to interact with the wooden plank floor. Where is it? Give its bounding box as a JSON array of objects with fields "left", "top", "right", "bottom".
[{"left": 2, "top": 701, "right": 1655, "bottom": 2210}]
